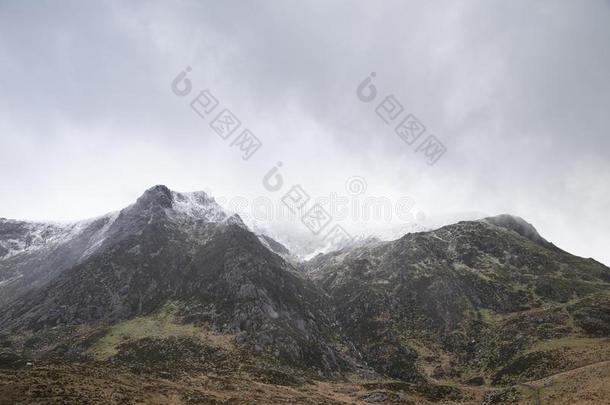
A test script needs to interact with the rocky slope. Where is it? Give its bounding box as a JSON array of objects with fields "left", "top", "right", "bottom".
[
  {"left": 304, "top": 215, "right": 610, "bottom": 387},
  {"left": 0, "top": 185, "right": 609, "bottom": 404},
  {"left": 1, "top": 185, "right": 353, "bottom": 375}
]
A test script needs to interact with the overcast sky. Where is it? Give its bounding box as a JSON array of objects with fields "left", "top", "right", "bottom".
[{"left": 1, "top": 0, "right": 609, "bottom": 264}]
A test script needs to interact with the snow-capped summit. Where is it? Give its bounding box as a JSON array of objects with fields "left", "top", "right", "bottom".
[
  {"left": 0, "top": 185, "right": 235, "bottom": 305},
  {"left": 170, "top": 190, "right": 228, "bottom": 222},
  {"left": 128, "top": 185, "right": 228, "bottom": 223}
]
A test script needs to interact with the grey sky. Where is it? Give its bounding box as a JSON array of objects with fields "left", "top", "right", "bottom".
[{"left": 1, "top": 0, "right": 609, "bottom": 264}]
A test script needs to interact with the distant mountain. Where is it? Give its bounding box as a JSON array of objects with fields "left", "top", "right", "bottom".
[
  {"left": 305, "top": 216, "right": 610, "bottom": 384},
  {"left": 0, "top": 186, "right": 608, "bottom": 403},
  {"left": 250, "top": 210, "right": 487, "bottom": 261}
]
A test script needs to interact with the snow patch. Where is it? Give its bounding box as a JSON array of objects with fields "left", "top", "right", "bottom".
[
  {"left": 0, "top": 211, "right": 120, "bottom": 261},
  {"left": 79, "top": 211, "right": 120, "bottom": 262},
  {"left": 169, "top": 191, "right": 228, "bottom": 222}
]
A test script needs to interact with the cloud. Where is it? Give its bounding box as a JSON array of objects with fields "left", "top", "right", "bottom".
[{"left": 0, "top": 0, "right": 609, "bottom": 264}]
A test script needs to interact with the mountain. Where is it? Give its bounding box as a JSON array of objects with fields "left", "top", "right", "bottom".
[
  {"left": 0, "top": 212, "right": 119, "bottom": 306},
  {"left": 304, "top": 217, "right": 610, "bottom": 386},
  {"left": 0, "top": 186, "right": 609, "bottom": 404},
  {"left": 0, "top": 185, "right": 350, "bottom": 373},
  {"left": 249, "top": 211, "right": 488, "bottom": 261}
]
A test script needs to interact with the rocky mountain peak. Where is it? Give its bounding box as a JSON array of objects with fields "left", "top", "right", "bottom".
[
  {"left": 170, "top": 190, "right": 227, "bottom": 222},
  {"left": 482, "top": 214, "right": 561, "bottom": 252},
  {"left": 128, "top": 185, "right": 228, "bottom": 223},
  {"left": 135, "top": 185, "right": 174, "bottom": 209},
  {"left": 1, "top": 190, "right": 608, "bottom": 402}
]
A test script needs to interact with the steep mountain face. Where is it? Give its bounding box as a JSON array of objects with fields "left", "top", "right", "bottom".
[
  {"left": 481, "top": 214, "right": 562, "bottom": 253},
  {"left": 0, "top": 213, "right": 119, "bottom": 305},
  {"left": 0, "top": 187, "right": 609, "bottom": 404},
  {"left": 0, "top": 186, "right": 233, "bottom": 307},
  {"left": 0, "top": 186, "right": 350, "bottom": 373},
  {"left": 304, "top": 217, "right": 610, "bottom": 384}
]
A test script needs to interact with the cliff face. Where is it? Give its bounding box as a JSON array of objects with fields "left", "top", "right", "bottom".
[
  {"left": 304, "top": 216, "right": 610, "bottom": 383},
  {"left": 1, "top": 187, "right": 609, "bottom": 401},
  {"left": 0, "top": 186, "right": 350, "bottom": 373}
]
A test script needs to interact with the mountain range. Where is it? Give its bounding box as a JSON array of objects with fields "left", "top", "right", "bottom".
[{"left": 0, "top": 185, "right": 608, "bottom": 404}]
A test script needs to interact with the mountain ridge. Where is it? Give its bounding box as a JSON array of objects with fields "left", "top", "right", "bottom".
[{"left": 1, "top": 185, "right": 609, "bottom": 404}]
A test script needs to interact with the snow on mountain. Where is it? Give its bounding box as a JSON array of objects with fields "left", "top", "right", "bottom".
[
  {"left": 0, "top": 186, "right": 237, "bottom": 305},
  {"left": 0, "top": 188, "right": 232, "bottom": 263},
  {"left": 248, "top": 211, "right": 488, "bottom": 261},
  {"left": 0, "top": 212, "right": 122, "bottom": 305},
  {"left": 2, "top": 188, "right": 487, "bottom": 267},
  {"left": 169, "top": 190, "right": 228, "bottom": 222},
  {"left": 0, "top": 213, "right": 119, "bottom": 260}
]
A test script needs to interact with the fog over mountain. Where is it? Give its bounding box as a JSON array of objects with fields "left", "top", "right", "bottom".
[
  {"left": 1, "top": 2, "right": 610, "bottom": 403},
  {"left": 1, "top": 185, "right": 609, "bottom": 403},
  {"left": 0, "top": 0, "right": 609, "bottom": 266}
]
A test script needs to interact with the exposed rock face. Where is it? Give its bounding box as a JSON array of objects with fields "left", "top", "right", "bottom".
[
  {"left": 0, "top": 186, "right": 349, "bottom": 373},
  {"left": 0, "top": 213, "right": 120, "bottom": 305},
  {"left": 304, "top": 216, "right": 610, "bottom": 381},
  {"left": 0, "top": 187, "right": 609, "bottom": 391},
  {"left": 482, "top": 214, "right": 562, "bottom": 252}
]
